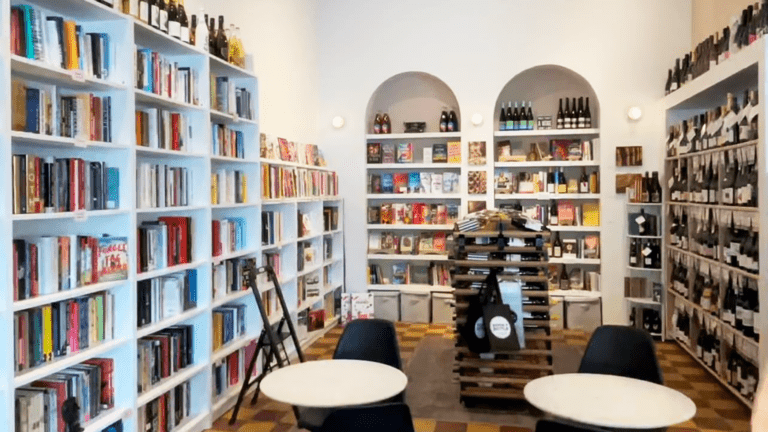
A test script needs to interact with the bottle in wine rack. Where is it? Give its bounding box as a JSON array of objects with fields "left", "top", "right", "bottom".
[
  {"left": 749, "top": 90, "right": 759, "bottom": 140},
  {"left": 665, "top": 69, "right": 673, "bottom": 95},
  {"left": 641, "top": 172, "right": 650, "bottom": 203},
  {"left": 190, "top": 15, "right": 197, "bottom": 45},
  {"left": 499, "top": 102, "right": 507, "bottom": 131},
  {"left": 559, "top": 265, "right": 569, "bottom": 290},
  {"left": 556, "top": 99, "right": 564, "bottom": 129},
  {"left": 557, "top": 168, "right": 567, "bottom": 194},
  {"left": 588, "top": 171, "right": 598, "bottom": 193},
  {"left": 650, "top": 171, "right": 661, "bottom": 203},
  {"left": 512, "top": 102, "right": 520, "bottom": 131},
  {"left": 148, "top": 0, "right": 158, "bottom": 27}
]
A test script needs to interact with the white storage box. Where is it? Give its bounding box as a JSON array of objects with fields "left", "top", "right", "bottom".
[
  {"left": 565, "top": 297, "right": 602, "bottom": 332},
  {"left": 400, "top": 291, "right": 431, "bottom": 323},
  {"left": 549, "top": 296, "right": 564, "bottom": 331},
  {"left": 431, "top": 293, "right": 454, "bottom": 324},
  {"left": 371, "top": 291, "right": 400, "bottom": 322}
]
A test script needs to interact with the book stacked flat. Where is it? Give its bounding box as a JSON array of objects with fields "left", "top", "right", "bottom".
[
  {"left": 137, "top": 325, "right": 194, "bottom": 393},
  {"left": 137, "top": 269, "right": 198, "bottom": 328}
]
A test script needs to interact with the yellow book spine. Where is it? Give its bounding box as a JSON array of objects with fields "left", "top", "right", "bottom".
[
  {"left": 42, "top": 305, "right": 53, "bottom": 361},
  {"left": 64, "top": 21, "right": 78, "bottom": 70},
  {"left": 241, "top": 174, "right": 247, "bottom": 203},
  {"left": 211, "top": 173, "right": 218, "bottom": 205}
]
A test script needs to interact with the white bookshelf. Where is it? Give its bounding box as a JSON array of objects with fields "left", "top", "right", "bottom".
[{"left": 0, "top": 2, "right": 344, "bottom": 431}]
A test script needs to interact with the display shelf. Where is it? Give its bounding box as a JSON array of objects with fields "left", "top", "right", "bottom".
[
  {"left": 12, "top": 209, "right": 130, "bottom": 222},
  {"left": 137, "top": 307, "right": 207, "bottom": 339},
  {"left": 26, "top": 0, "right": 124, "bottom": 20},
  {"left": 494, "top": 160, "right": 599, "bottom": 168},
  {"left": 210, "top": 109, "right": 258, "bottom": 125},
  {"left": 324, "top": 196, "right": 343, "bottom": 202},
  {"left": 211, "top": 203, "right": 259, "bottom": 210},
  {"left": 297, "top": 296, "right": 321, "bottom": 313},
  {"left": 210, "top": 155, "right": 259, "bottom": 164},
  {"left": 211, "top": 290, "right": 252, "bottom": 309},
  {"left": 132, "top": 19, "right": 206, "bottom": 56},
  {"left": 11, "top": 131, "right": 128, "bottom": 150},
  {"left": 626, "top": 202, "right": 664, "bottom": 206},
  {"left": 209, "top": 54, "right": 257, "bottom": 79},
  {"left": 664, "top": 139, "right": 758, "bottom": 161},
  {"left": 627, "top": 234, "right": 662, "bottom": 239},
  {"left": 135, "top": 146, "right": 207, "bottom": 159},
  {"left": 496, "top": 193, "right": 600, "bottom": 201},
  {"left": 627, "top": 265, "right": 663, "bottom": 272},
  {"left": 212, "top": 248, "right": 260, "bottom": 265},
  {"left": 171, "top": 412, "right": 210, "bottom": 432},
  {"left": 136, "top": 260, "right": 208, "bottom": 282},
  {"left": 134, "top": 88, "right": 205, "bottom": 111},
  {"left": 12, "top": 280, "right": 127, "bottom": 312},
  {"left": 366, "top": 224, "right": 455, "bottom": 231},
  {"left": 494, "top": 128, "right": 599, "bottom": 138},
  {"left": 666, "top": 201, "right": 759, "bottom": 213},
  {"left": 367, "top": 254, "right": 449, "bottom": 261},
  {"left": 14, "top": 338, "right": 129, "bottom": 388},
  {"left": 547, "top": 225, "right": 600, "bottom": 232},
  {"left": 625, "top": 297, "right": 661, "bottom": 306},
  {"left": 136, "top": 363, "right": 208, "bottom": 408},
  {"left": 547, "top": 290, "right": 602, "bottom": 298},
  {"left": 667, "top": 245, "right": 759, "bottom": 281},
  {"left": 261, "top": 241, "right": 289, "bottom": 251},
  {"left": 365, "top": 132, "right": 461, "bottom": 140},
  {"left": 136, "top": 205, "right": 209, "bottom": 214},
  {"left": 297, "top": 264, "right": 323, "bottom": 277},
  {"left": 367, "top": 193, "right": 461, "bottom": 200},
  {"left": 259, "top": 158, "right": 335, "bottom": 172},
  {"left": 212, "top": 335, "right": 258, "bottom": 364},
  {"left": 323, "top": 257, "right": 343, "bottom": 267},
  {"left": 548, "top": 258, "right": 600, "bottom": 265},
  {"left": 297, "top": 233, "right": 322, "bottom": 242},
  {"left": 367, "top": 284, "right": 453, "bottom": 293},
  {"left": 324, "top": 228, "right": 344, "bottom": 235},
  {"left": 81, "top": 408, "right": 132, "bottom": 432},
  {"left": 366, "top": 163, "right": 462, "bottom": 170},
  {"left": 11, "top": 55, "right": 127, "bottom": 91}
]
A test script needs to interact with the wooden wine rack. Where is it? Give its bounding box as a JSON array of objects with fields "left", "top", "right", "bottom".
[{"left": 451, "top": 223, "right": 553, "bottom": 404}]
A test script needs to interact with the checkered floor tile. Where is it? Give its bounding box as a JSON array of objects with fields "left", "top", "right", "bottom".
[{"left": 206, "top": 323, "right": 750, "bottom": 432}]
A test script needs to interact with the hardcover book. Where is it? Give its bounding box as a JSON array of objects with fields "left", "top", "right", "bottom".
[
  {"left": 381, "top": 174, "right": 394, "bottom": 193},
  {"left": 432, "top": 144, "right": 448, "bottom": 162},
  {"left": 408, "top": 172, "right": 421, "bottom": 193},
  {"left": 397, "top": 143, "right": 413, "bottom": 163},
  {"left": 447, "top": 141, "right": 461, "bottom": 163},
  {"left": 97, "top": 236, "right": 128, "bottom": 282},
  {"left": 468, "top": 141, "right": 486, "bottom": 165},
  {"left": 382, "top": 143, "right": 396, "bottom": 163},
  {"left": 393, "top": 173, "right": 409, "bottom": 194},
  {"left": 367, "top": 143, "right": 382, "bottom": 164}
]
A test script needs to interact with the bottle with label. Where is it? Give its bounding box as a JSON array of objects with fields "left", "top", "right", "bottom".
[
  {"left": 650, "top": 171, "right": 661, "bottom": 203},
  {"left": 373, "top": 113, "right": 382, "bottom": 134},
  {"left": 209, "top": 17, "right": 217, "bottom": 54},
  {"left": 665, "top": 69, "right": 673, "bottom": 95},
  {"left": 439, "top": 110, "right": 448, "bottom": 133},
  {"left": 228, "top": 24, "right": 237, "bottom": 63},
  {"left": 749, "top": 90, "right": 758, "bottom": 140},
  {"left": 557, "top": 168, "right": 567, "bottom": 194},
  {"left": 526, "top": 101, "right": 534, "bottom": 130},
  {"left": 547, "top": 169, "right": 555, "bottom": 194},
  {"left": 382, "top": 113, "right": 391, "bottom": 134},
  {"left": 579, "top": 168, "right": 589, "bottom": 193},
  {"left": 549, "top": 201, "right": 558, "bottom": 226},
  {"left": 499, "top": 103, "right": 506, "bottom": 131},
  {"left": 527, "top": 143, "right": 539, "bottom": 161},
  {"left": 589, "top": 171, "right": 598, "bottom": 193},
  {"left": 217, "top": 16, "right": 228, "bottom": 60},
  {"left": 739, "top": 90, "right": 751, "bottom": 142},
  {"left": 189, "top": 15, "right": 197, "bottom": 46},
  {"left": 563, "top": 98, "right": 571, "bottom": 129},
  {"left": 139, "top": 0, "right": 150, "bottom": 23},
  {"left": 571, "top": 98, "right": 577, "bottom": 128},
  {"left": 556, "top": 99, "right": 564, "bottom": 129},
  {"left": 584, "top": 97, "right": 592, "bottom": 128},
  {"left": 629, "top": 238, "right": 638, "bottom": 267},
  {"left": 559, "top": 265, "right": 569, "bottom": 290},
  {"left": 577, "top": 97, "right": 585, "bottom": 129},
  {"left": 179, "top": 0, "right": 189, "bottom": 43},
  {"left": 553, "top": 234, "right": 563, "bottom": 257},
  {"left": 448, "top": 110, "right": 458, "bottom": 132},
  {"left": 159, "top": 0, "right": 169, "bottom": 33},
  {"left": 195, "top": 9, "right": 209, "bottom": 51},
  {"left": 149, "top": 0, "right": 159, "bottom": 28},
  {"left": 512, "top": 102, "right": 520, "bottom": 131},
  {"left": 167, "top": 0, "right": 180, "bottom": 38},
  {"left": 641, "top": 172, "right": 650, "bottom": 203},
  {"left": 505, "top": 102, "right": 514, "bottom": 131}
]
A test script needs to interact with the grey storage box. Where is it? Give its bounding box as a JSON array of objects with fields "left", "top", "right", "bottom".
[
  {"left": 431, "top": 293, "right": 454, "bottom": 324},
  {"left": 400, "top": 291, "right": 431, "bottom": 323},
  {"left": 549, "top": 296, "right": 564, "bottom": 331},
  {"left": 565, "top": 297, "right": 602, "bottom": 332},
  {"left": 371, "top": 291, "right": 400, "bottom": 322}
]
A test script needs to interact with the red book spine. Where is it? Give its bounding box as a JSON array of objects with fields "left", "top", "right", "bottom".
[
  {"left": 29, "top": 243, "right": 38, "bottom": 297},
  {"left": 68, "top": 300, "right": 79, "bottom": 352},
  {"left": 171, "top": 113, "right": 179, "bottom": 150},
  {"left": 34, "top": 156, "right": 42, "bottom": 213},
  {"left": 30, "top": 381, "right": 67, "bottom": 432},
  {"left": 69, "top": 160, "right": 76, "bottom": 211},
  {"left": 228, "top": 351, "right": 239, "bottom": 386},
  {"left": 212, "top": 220, "right": 221, "bottom": 257},
  {"left": 89, "top": 237, "right": 98, "bottom": 284},
  {"left": 78, "top": 159, "right": 85, "bottom": 210},
  {"left": 11, "top": 9, "right": 19, "bottom": 56},
  {"left": 161, "top": 337, "right": 170, "bottom": 378},
  {"left": 159, "top": 393, "right": 167, "bottom": 432}
]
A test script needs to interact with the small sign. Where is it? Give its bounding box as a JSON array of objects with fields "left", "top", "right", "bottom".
[
  {"left": 74, "top": 210, "right": 87, "bottom": 222},
  {"left": 71, "top": 70, "right": 85, "bottom": 83},
  {"left": 232, "top": 113, "right": 239, "bottom": 123},
  {"left": 74, "top": 138, "right": 87, "bottom": 148}
]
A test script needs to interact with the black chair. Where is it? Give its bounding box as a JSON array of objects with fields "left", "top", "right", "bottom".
[
  {"left": 319, "top": 403, "right": 415, "bottom": 432},
  {"left": 297, "top": 320, "right": 405, "bottom": 431},
  {"left": 578, "top": 325, "right": 664, "bottom": 385},
  {"left": 535, "top": 419, "right": 609, "bottom": 432}
]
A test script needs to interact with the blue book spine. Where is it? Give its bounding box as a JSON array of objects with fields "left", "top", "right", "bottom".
[
  {"left": 25, "top": 87, "right": 40, "bottom": 133},
  {"left": 21, "top": 6, "right": 34, "bottom": 59},
  {"left": 79, "top": 298, "right": 88, "bottom": 350},
  {"left": 107, "top": 167, "right": 119, "bottom": 209},
  {"left": 187, "top": 269, "right": 197, "bottom": 306},
  {"left": 102, "top": 33, "right": 110, "bottom": 79}
]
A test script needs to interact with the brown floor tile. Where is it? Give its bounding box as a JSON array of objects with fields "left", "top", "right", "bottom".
[
  {"left": 466, "top": 423, "right": 501, "bottom": 432},
  {"left": 692, "top": 416, "right": 733, "bottom": 430},
  {"left": 413, "top": 418, "right": 437, "bottom": 432},
  {"left": 434, "top": 421, "right": 469, "bottom": 432}
]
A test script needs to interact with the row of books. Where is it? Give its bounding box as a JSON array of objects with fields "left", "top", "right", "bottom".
[
  {"left": 15, "top": 291, "right": 114, "bottom": 372},
  {"left": 11, "top": 5, "right": 112, "bottom": 78},
  {"left": 137, "top": 217, "right": 193, "bottom": 273},
  {"left": 136, "top": 48, "right": 199, "bottom": 105},
  {"left": 137, "top": 325, "right": 195, "bottom": 394},
  {"left": 262, "top": 211, "right": 284, "bottom": 246},
  {"left": 497, "top": 139, "right": 596, "bottom": 163},
  {"left": 212, "top": 124, "right": 245, "bottom": 159},
  {"left": 261, "top": 134, "right": 325, "bottom": 167},
  {"left": 367, "top": 203, "right": 459, "bottom": 226},
  {"left": 367, "top": 263, "right": 451, "bottom": 286},
  {"left": 212, "top": 257, "right": 255, "bottom": 301},
  {"left": 12, "top": 155, "right": 119, "bottom": 215},
  {"left": 263, "top": 253, "right": 282, "bottom": 280},
  {"left": 261, "top": 164, "right": 296, "bottom": 199},
  {"left": 136, "top": 163, "right": 191, "bottom": 209},
  {"left": 16, "top": 358, "right": 114, "bottom": 432},
  {"left": 368, "top": 232, "right": 448, "bottom": 255},
  {"left": 260, "top": 289, "right": 283, "bottom": 318},
  {"left": 297, "top": 272, "right": 322, "bottom": 303},
  {"left": 13, "top": 235, "right": 128, "bottom": 301},
  {"left": 211, "top": 76, "right": 254, "bottom": 120},
  {"left": 137, "top": 381, "right": 192, "bottom": 432},
  {"left": 323, "top": 207, "right": 340, "bottom": 232},
  {"left": 297, "top": 169, "right": 339, "bottom": 198},
  {"left": 520, "top": 202, "right": 600, "bottom": 227},
  {"left": 297, "top": 212, "right": 312, "bottom": 238},
  {"left": 212, "top": 304, "right": 247, "bottom": 352},
  {"left": 12, "top": 81, "right": 113, "bottom": 142},
  {"left": 368, "top": 172, "right": 460, "bottom": 194},
  {"left": 212, "top": 341, "right": 257, "bottom": 399},
  {"left": 367, "top": 141, "right": 461, "bottom": 164},
  {"left": 135, "top": 108, "right": 191, "bottom": 151},
  {"left": 213, "top": 218, "right": 246, "bottom": 257},
  {"left": 211, "top": 169, "right": 248, "bottom": 205},
  {"left": 297, "top": 242, "right": 318, "bottom": 272},
  {"left": 137, "top": 270, "right": 198, "bottom": 329}
]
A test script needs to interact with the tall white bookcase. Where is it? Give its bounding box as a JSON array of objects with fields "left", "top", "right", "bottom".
[{"left": 0, "top": 1, "right": 344, "bottom": 431}]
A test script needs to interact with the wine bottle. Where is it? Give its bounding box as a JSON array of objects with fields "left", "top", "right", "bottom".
[
  {"left": 557, "top": 168, "right": 567, "bottom": 194},
  {"left": 382, "top": 113, "right": 391, "bottom": 134},
  {"left": 167, "top": 0, "right": 180, "bottom": 38},
  {"left": 577, "top": 97, "right": 585, "bottom": 129},
  {"left": 571, "top": 98, "right": 577, "bottom": 129},
  {"left": 749, "top": 90, "right": 759, "bottom": 141},
  {"left": 563, "top": 98, "right": 571, "bottom": 129},
  {"left": 158, "top": 0, "right": 168, "bottom": 33},
  {"left": 139, "top": 0, "right": 150, "bottom": 23},
  {"left": 589, "top": 171, "right": 598, "bottom": 193},
  {"left": 696, "top": 327, "right": 705, "bottom": 358},
  {"left": 629, "top": 308, "right": 636, "bottom": 327},
  {"left": 448, "top": 110, "right": 458, "bottom": 132},
  {"left": 579, "top": 168, "right": 589, "bottom": 194},
  {"left": 526, "top": 101, "right": 534, "bottom": 130},
  {"left": 209, "top": 17, "right": 217, "bottom": 54},
  {"left": 439, "top": 110, "right": 448, "bottom": 133},
  {"left": 499, "top": 103, "right": 506, "bottom": 131},
  {"left": 556, "top": 99, "right": 564, "bottom": 129},
  {"left": 651, "top": 310, "right": 661, "bottom": 334},
  {"left": 584, "top": 97, "right": 592, "bottom": 128},
  {"left": 650, "top": 171, "right": 661, "bottom": 203},
  {"left": 553, "top": 234, "right": 563, "bottom": 257},
  {"left": 189, "top": 15, "right": 197, "bottom": 45},
  {"left": 217, "top": 16, "right": 228, "bottom": 60},
  {"left": 149, "top": 0, "right": 159, "bottom": 28},
  {"left": 641, "top": 172, "right": 650, "bottom": 203},
  {"left": 559, "top": 265, "right": 569, "bottom": 290},
  {"left": 373, "top": 113, "right": 382, "bottom": 134},
  {"left": 179, "top": 0, "right": 189, "bottom": 43},
  {"left": 665, "top": 69, "right": 673, "bottom": 95},
  {"left": 512, "top": 102, "right": 520, "bottom": 131},
  {"left": 547, "top": 169, "right": 555, "bottom": 194},
  {"left": 549, "top": 201, "right": 558, "bottom": 226},
  {"left": 505, "top": 101, "right": 514, "bottom": 131},
  {"left": 629, "top": 238, "right": 638, "bottom": 267},
  {"left": 195, "top": 9, "right": 209, "bottom": 51}
]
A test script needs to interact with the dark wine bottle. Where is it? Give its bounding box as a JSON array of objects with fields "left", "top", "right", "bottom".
[
  {"left": 168, "top": 0, "right": 179, "bottom": 38},
  {"left": 650, "top": 171, "right": 661, "bottom": 203},
  {"left": 189, "top": 14, "right": 197, "bottom": 46},
  {"left": 179, "top": 0, "right": 189, "bottom": 43},
  {"left": 158, "top": 0, "right": 168, "bottom": 33},
  {"left": 382, "top": 113, "right": 391, "bottom": 134},
  {"left": 549, "top": 201, "right": 558, "bottom": 226},
  {"left": 526, "top": 101, "right": 534, "bottom": 130},
  {"left": 570, "top": 98, "right": 577, "bottom": 129},
  {"left": 448, "top": 110, "right": 458, "bottom": 132},
  {"left": 629, "top": 238, "right": 638, "bottom": 267},
  {"left": 505, "top": 101, "right": 514, "bottom": 131},
  {"left": 559, "top": 265, "right": 569, "bottom": 290},
  {"left": 499, "top": 102, "right": 507, "bottom": 131},
  {"left": 564, "top": 98, "right": 571, "bottom": 129},
  {"left": 547, "top": 169, "right": 555, "bottom": 194},
  {"left": 577, "top": 97, "right": 585, "bottom": 129},
  {"left": 217, "top": 16, "right": 228, "bottom": 60},
  {"left": 373, "top": 113, "right": 382, "bottom": 134},
  {"left": 579, "top": 168, "right": 589, "bottom": 194},
  {"left": 665, "top": 69, "right": 673, "bottom": 95},
  {"left": 584, "top": 97, "right": 592, "bottom": 128},
  {"left": 553, "top": 234, "right": 563, "bottom": 257},
  {"left": 512, "top": 102, "right": 520, "bottom": 131},
  {"left": 209, "top": 17, "right": 217, "bottom": 54},
  {"left": 556, "top": 99, "right": 564, "bottom": 129},
  {"left": 439, "top": 110, "right": 448, "bottom": 133}
]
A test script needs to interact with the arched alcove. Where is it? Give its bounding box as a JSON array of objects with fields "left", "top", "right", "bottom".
[
  {"left": 366, "top": 72, "right": 461, "bottom": 134},
  {"left": 494, "top": 65, "right": 600, "bottom": 129}
]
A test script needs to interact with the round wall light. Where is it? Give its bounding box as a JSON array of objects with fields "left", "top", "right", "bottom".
[
  {"left": 471, "top": 113, "right": 483, "bottom": 126},
  {"left": 332, "top": 116, "right": 345, "bottom": 129},
  {"left": 627, "top": 107, "right": 643, "bottom": 121}
]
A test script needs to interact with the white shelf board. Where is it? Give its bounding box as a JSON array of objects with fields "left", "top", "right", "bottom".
[
  {"left": 496, "top": 193, "right": 600, "bottom": 201},
  {"left": 210, "top": 155, "right": 259, "bottom": 164},
  {"left": 171, "top": 412, "right": 209, "bottom": 432},
  {"left": 625, "top": 297, "right": 661, "bottom": 306},
  {"left": 134, "top": 88, "right": 205, "bottom": 111},
  {"left": 548, "top": 290, "right": 602, "bottom": 299},
  {"left": 212, "top": 289, "right": 253, "bottom": 309},
  {"left": 11, "top": 55, "right": 127, "bottom": 91},
  {"left": 323, "top": 257, "right": 343, "bottom": 267},
  {"left": 627, "top": 266, "right": 663, "bottom": 272},
  {"left": 81, "top": 408, "right": 132, "bottom": 432},
  {"left": 367, "top": 224, "right": 454, "bottom": 231},
  {"left": 548, "top": 226, "right": 600, "bottom": 232},
  {"left": 664, "top": 139, "right": 758, "bottom": 161},
  {"left": 212, "top": 248, "right": 260, "bottom": 264},
  {"left": 11, "top": 131, "right": 128, "bottom": 150},
  {"left": 14, "top": 338, "right": 129, "bottom": 387},
  {"left": 12, "top": 280, "right": 127, "bottom": 312},
  {"left": 210, "top": 109, "right": 258, "bottom": 126},
  {"left": 209, "top": 54, "right": 257, "bottom": 78},
  {"left": 495, "top": 160, "right": 599, "bottom": 168},
  {"left": 136, "top": 260, "right": 208, "bottom": 281},
  {"left": 367, "top": 193, "right": 461, "bottom": 200},
  {"left": 626, "top": 202, "right": 663, "bottom": 206},
  {"left": 627, "top": 235, "right": 662, "bottom": 239},
  {"left": 367, "top": 254, "right": 449, "bottom": 261},
  {"left": 259, "top": 158, "right": 335, "bottom": 172},
  {"left": 211, "top": 334, "right": 258, "bottom": 363},
  {"left": 262, "top": 198, "right": 298, "bottom": 205},
  {"left": 494, "top": 128, "right": 599, "bottom": 137},
  {"left": 137, "top": 363, "right": 208, "bottom": 408},
  {"left": 297, "top": 264, "right": 323, "bottom": 277},
  {"left": 13, "top": 209, "right": 130, "bottom": 222},
  {"left": 133, "top": 19, "right": 206, "bottom": 56},
  {"left": 135, "top": 146, "right": 207, "bottom": 159},
  {"left": 137, "top": 307, "right": 207, "bottom": 339},
  {"left": 367, "top": 284, "right": 453, "bottom": 293},
  {"left": 297, "top": 233, "right": 322, "bottom": 242},
  {"left": 324, "top": 229, "right": 344, "bottom": 235},
  {"left": 261, "top": 241, "right": 289, "bottom": 250},
  {"left": 365, "top": 132, "right": 461, "bottom": 140},
  {"left": 211, "top": 202, "right": 259, "bottom": 210},
  {"left": 665, "top": 201, "right": 759, "bottom": 213},
  {"left": 25, "top": 0, "right": 124, "bottom": 20},
  {"left": 366, "top": 163, "right": 462, "bottom": 169},
  {"left": 136, "top": 205, "right": 208, "bottom": 214},
  {"left": 298, "top": 296, "right": 322, "bottom": 313},
  {"left": 549, "top": 258, "right": 601, "bottom": 265}
]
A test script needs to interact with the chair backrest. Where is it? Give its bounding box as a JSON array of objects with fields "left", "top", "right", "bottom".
[
  {"left": 333, "top": 319, "right": 402, "bottom": 370},
  {"left": 535, "top": 419, "right": 609, "bottom": 432},
  {"left": 319, "top": 403, "right": 415, "bottom": 432},
  {"left": 578, "top": 325, "right": 663, "bottom": 384}
]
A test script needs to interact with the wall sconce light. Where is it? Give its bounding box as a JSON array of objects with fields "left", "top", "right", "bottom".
[
  {"left": 471, "top": 113, "right": 483, "bottom": 126},
  {"left": 332, "top": 116, "right": 345, "bottom": 129},
  {"left": 627, "top": 107, "right": 643, "bottom": 121}
]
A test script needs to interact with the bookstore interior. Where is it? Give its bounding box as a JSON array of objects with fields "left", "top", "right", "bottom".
[{"left": 4, "top": 0, "right": 768, "bottom": 431}]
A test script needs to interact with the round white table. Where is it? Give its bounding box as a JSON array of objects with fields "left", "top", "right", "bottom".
[
  {"left": 524, "top": 373, "right": 696, "bottom": 430},
  {"left": 259, "top": 359, "right": 408, "bottom": 408}
]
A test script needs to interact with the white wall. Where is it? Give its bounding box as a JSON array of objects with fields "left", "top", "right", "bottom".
[
  {"left": 315, "top": 0, "right": 693, "bottom": 324},
  {"left": 191, "top": 0, "right": 320, "bottom": 143}
]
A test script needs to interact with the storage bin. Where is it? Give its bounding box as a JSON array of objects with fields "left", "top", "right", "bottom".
[
  {"left": 549, "top": 296, "right": 564, "bottom": 331},
  {"left": 565, "top": 297, "right": 602, "bottom": 332},
  {"left": 400, "top": 291, "right": 431, "bottom": 323},
  {"left": 371, "top": 291, "right": 400, "bottom": 322},
  {"left": 431, "top": 293, "right": 454, "bottom": 324}
]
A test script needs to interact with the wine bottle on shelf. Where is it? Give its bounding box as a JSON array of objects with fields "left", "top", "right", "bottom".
[
  {"left": 629, "top": 238, "right": 638, "bottom": 267},
  {"left": 499, "top": 102, "right": 507, "bottom": 131},
  {"left": 641, "top": 172, "right": 650, "bottom": 203},
  {"left": 373, "top": 113, "right": 382, "bottom": 134},
  {"left": 547, "top": 170, "right": 555, "bottom": 194},
  {"left": 553, "top": 234, "right": 563, "bottom": 258},
  {"left": 159, "top": 0, "right": 169, "bottom": 33},
  {"left": 439, "top": 110, "right": 448, "bottom": 133},
  {"left": 217, "top": 16, "right": 228, "bottom": 60},
  {"left": 526, "top": 101, "right": 534, "bottom": 130},
  {"left": 139, "top": 0, "right": 149, "bottom": 22},
  {"left": 557, "top": 99, "right": 564, "bottom": 129},
  {"left": 696, "top": 326, "right": 705, "bottom": 358},
  {"left": 179, "top": 0, "right": 190, "bottom": 43},
  {"left": 577, "top": 97, "right": 585, "bottom": 129},
  {"left": 559, "top": 265, "right": 569, "bottom": 290},
  {"left": 584, "top": 97, "right": 592, "bottom": 128},
  {"left": 448, "top": 110, "right": 458, "bottom": 132},
  {"left": 195, "top": 10, "right": 208, "bottom": 50},
  {"left": 651, "top": 310, "right": 661, "bottom": 334},
  {"left": 665, "top": 69, "right": 673, "bottom": 95},
  {"left": 557, "top": 168, "right": 567, "bottom": 194},
  {"left": 505, "top": 101, "right": 514, "bottom": 131},
  {"left": 749, "top": 90, "right": 759, "bottom": 140},
  {"left": 563, "top": 98, "right": 571, "bottom": 129},
  {"left": 209, "top": 17, "right": 217, "bottom": 54},
  {"left": 629, "top": 308, "right": 636, "bottom": 327},
  {"left": 189, "top": 15, "right": 197, "bottom": 45},
  {"left": 549, "top": 201, "right": 558, "bottom": 226},
  {"left": 579, "top": 168, "right": 589, "bottom": 194},
  {"left": 168, "top": 0, "right": 180, "bottom": 38},
  {"left": 570, "top": 98, "right": 577, "bottom": 128},
  {"left": 513, "top": 102, "right": 521, "bottom": 131},
  {"left": 149, "top": 0, "right": 159, "bottom": 28},
  {"left": 382, "top": 113, "right": 391, "bottom": 134},
  {"left": 588, "top": 171, "right": 598, "bottom": 194},
  {"left": 650, "top": 171, "right": 661, "bottom": 203}
]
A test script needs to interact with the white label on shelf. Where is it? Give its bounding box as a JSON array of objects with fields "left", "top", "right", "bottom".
[
  {"left": 71, "top": 70, "right": 85, "bottom": 83},
  {"left": 74, "top": 210, "right": 87, "bottom": 222},
  {"left": 74, "top": 138, "right": 86, "bottom": 148},
  {"left": 232, "top": 113, "right": 239, "bottom": 123}
]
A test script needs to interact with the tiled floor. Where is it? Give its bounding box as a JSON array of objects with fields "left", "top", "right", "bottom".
[{"left": 206, "top": 324, "right": 751, "bottom": 432}]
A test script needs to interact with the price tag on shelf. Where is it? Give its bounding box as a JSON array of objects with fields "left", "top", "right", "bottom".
[
  {"left": 232, "top": 113, "right": 239, "bottom": 123},
  {"left": 74, "top": 210, "right": 87, "bottom": 222},
  {"left": 74, "top": 138, "right": 87, "bottom": 148},
  {"left": 71, "top": 70, "right": 85, "bottom": 83}
]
